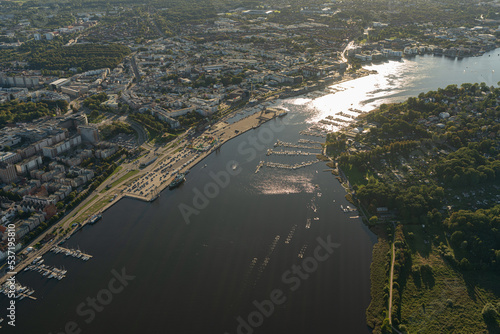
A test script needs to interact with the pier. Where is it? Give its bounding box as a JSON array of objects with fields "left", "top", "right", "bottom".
[
  {"left": 51, "top": 246, "right": 93, "bottom": 261},
  {"left": 266, "top": 149, "right": 318, "bottom": 156},
  {"left": 17, "top": 291, "right": 37, "bottom": 300},
  {"left": 299, "top": 130, "right": 327, "bottom": 138},
  {"left": 298, "top": 139, "right": 324, "bottom": 145},
  {"left": 25, "top": 262, "right": 67, "bottom": 280},
  {"left": 274, "top": 140, "right": 322, "bottom": 150},
  {"left": 319, "top": 120, "right": 342, "bottom": 127},
  {"left": 255, "top": 160, "right": 321, "bottom": 173},
  {"left": 1, "top": 281, "right": 36, "bottom": 300}
]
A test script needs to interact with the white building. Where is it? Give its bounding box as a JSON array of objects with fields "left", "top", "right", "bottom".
[
  {"left": 42, "top": 135, "right": 82, "bottom": 159},
  {"left": 15, "top": 155, "right": 43, "bottom": 175}
]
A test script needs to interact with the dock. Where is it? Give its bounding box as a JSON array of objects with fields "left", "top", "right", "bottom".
[
  {"left": 274, "top": 140, "right": 322, "bottom": 150},
  {"left": 24, "top": 262, "right": 67, "bottom": 280},
  {"left": 298, "top": 130, "right": 327, "bottom": 138},
  {"left": 1, "top": 281, "right": 36, "bottom": 301},
  {"left": 266, "top": 149, "right": 318, "bottom": 156},
  {"left": 255, "top": 160, "right": 321, "bottom": 173},
  {"left": 51, "top": 246, "right": 93, "bottom": 261},
  {"left": 298, "top": 139, "right": 324, "bottom": 145},
  {"left": 17, "top": 291, "right": 37, "bottom": 300}
]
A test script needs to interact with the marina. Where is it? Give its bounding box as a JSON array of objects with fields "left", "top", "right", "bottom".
[
  {"left": 0, "top": 281, "right": 36, "bottom": 301},
  {"left": 5, "top": 47, "right": 500, "bottom": 334}
]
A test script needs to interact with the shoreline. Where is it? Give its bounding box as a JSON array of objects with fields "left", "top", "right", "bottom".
[
  {"left": 121, "top": 106, "right": 279, "bottom": 202},
  {"left": 0, "top": 69, "right": 377, "bottom": 286}
]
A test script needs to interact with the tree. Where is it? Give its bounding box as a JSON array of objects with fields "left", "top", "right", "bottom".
[
  {"left": 482, "top": 303, "right": 498, "bottom": 322},
  {"left": 459, "top": 258, "right": 472, "bottom": 270},
  {"left": 381, "top": 318, "right": 391, "bottom": 333}
]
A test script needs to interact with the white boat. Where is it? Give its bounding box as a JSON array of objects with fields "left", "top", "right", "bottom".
[{"left": 277, "top": 110, "right": 288, "bottom": 117}]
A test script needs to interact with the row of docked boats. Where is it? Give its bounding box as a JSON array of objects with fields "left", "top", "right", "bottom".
[
  {"left": 0, "top": 281, "right": 35, "bottom": 300},
  {"left": 51, "top": 246, "right": 92, "bottom": 261},
  {"left": 24, "top": 262, "right": 67, "bottom": 280},
  {"left": 340, "top": 204, "right": 357, "bottom": 213}
]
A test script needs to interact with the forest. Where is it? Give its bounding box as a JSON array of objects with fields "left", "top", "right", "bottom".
[
  {"left": 0, "top": 99, "right": 68, "bottom": 127},
  {"left": 445, "top": 205, "right": 500, "bottom": 270},
  {"left": 329, "top": 83, "right": 500, "bottom": 333},
  {"left": 99, "top": 121, "right": 135, "bottom": 140},
  {"left": 27, "top": 43, "right": 131, "bottom": 71},
  {"left": 327, "top": 82, "right": 500, "bottom": 263}
]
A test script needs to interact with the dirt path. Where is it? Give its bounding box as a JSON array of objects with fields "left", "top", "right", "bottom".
[{"left": 388, "top": 234, "right": 396, "bottom": 325}]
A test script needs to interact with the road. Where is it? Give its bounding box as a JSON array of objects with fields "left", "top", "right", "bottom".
[
  {"left": 126, "top": 118, "right": 148, "bottom": 146},
  {"left": 341, "top": 40, "right": 354, "bottom": 70},
  {"left": 130, "top": 55, "right": 141, "bottom": 82}
]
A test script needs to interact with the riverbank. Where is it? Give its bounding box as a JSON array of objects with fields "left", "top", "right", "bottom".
[
  {"left": 365, "top": 225, "right": 390, "bottom": 334},
  {"left": 0, "top": 66, "right": 379, "bottom": 287},
  {"left": 122, "top": 106, "right": 279, "bottom": 202}
]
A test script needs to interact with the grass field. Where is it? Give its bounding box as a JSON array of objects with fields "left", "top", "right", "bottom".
[
  {"left": 398, "top": 225, "right": 500, "bottom": 333},
  {"left": 72, "top": 194, "right": 99, "bottom": 217},
  {"left": 366, "top": 225, "right": 391, "bottom": 334},
  {"left": 73, "top": 195, "right": 112, "bottom": 224},
  {"left": 110, "top": 170, "right": 139, "bottom": 188},
  {"left": 342, "top": 163, "right": 378, "bottom": 187}
]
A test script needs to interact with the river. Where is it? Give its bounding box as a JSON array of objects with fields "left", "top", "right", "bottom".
[{"left": 1, "top": 49, "right": 499, "bottom": 334}]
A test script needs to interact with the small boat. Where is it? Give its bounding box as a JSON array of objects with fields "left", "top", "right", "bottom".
[
  {"left": 277, "top": 110, "right": 288, "bottom": 117},
  {"left": 89, "top": 214, "right": 102, "bottom": 225}
]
